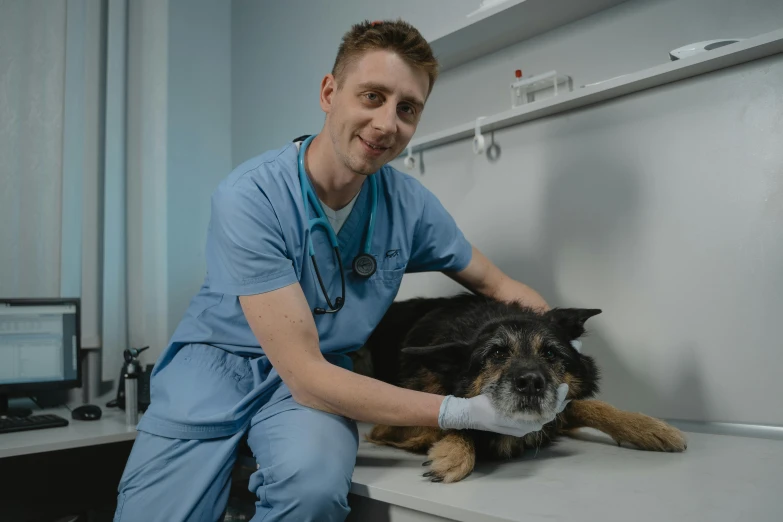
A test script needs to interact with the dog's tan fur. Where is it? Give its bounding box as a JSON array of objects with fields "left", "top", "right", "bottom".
[
  {"left": 356, "top": 293, "right": 687, "bottom": 483},
  {"left": 423, "top": 433, "right": 476, "bottom": 483},
  {"left": 367, "top": 425, "right": 443, "bottom": 454},
  {"left": 366, "top": 399, "right": 687, "bottom": 482},
  {"left": 562, "top": 399, "right": 687, "bottom": 452}
]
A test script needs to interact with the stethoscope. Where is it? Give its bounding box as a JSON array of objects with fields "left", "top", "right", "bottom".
[{"left": 298, "top": 134, "right": 378, "bottom": 315}]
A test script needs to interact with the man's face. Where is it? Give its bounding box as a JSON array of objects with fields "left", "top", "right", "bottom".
[{"left": 321, "top": 49, "right": 429, "bottom": 176}]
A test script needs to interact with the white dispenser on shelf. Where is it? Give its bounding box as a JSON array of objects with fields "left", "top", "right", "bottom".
[{"left": 510, "top": 69, "right": 572, "bottom": 108}]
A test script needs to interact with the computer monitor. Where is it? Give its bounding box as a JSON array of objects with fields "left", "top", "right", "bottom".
[{"left": 0, "top": 298, "right": 81, "bottom": 416}]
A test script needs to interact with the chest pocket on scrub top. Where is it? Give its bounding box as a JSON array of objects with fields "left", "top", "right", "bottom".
[{"left": 366, "top": 257, "right": 406, "bottom": 288}]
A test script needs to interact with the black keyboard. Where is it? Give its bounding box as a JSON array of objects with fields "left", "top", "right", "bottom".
[{"left": 0, "top": 413, "right": 70, "bottom": 434}]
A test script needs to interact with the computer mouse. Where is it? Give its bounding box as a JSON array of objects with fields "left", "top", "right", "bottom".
[{"left": 72, "top": 404, "right": 102, "bottom": 421}]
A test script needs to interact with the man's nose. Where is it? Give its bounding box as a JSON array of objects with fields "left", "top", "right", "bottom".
[
  {"left": 514, "top": 371, "right": 545, "bottom": 396},
  {"left": 372, "top": 104, "right": 397, "bottom": 134}
]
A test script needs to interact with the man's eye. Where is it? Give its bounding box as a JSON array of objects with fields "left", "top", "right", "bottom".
[{"left": 364, "top": 93, "right": 380, "bottom": 102}]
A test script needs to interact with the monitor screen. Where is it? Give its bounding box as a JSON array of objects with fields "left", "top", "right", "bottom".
[{"left": 0, "top": 299, "right": 81, "bottom": 391}]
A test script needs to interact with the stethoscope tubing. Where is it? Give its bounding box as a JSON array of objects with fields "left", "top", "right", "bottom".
[{"left": 297, "top": 134, "right": 379, "bottom": 314}]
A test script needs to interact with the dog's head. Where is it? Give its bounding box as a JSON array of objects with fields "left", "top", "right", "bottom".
[{"left": 401, "top": 307, "right": 601, "bottom": 423}]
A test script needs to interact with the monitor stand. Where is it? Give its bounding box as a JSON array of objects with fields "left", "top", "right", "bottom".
[{"left": 0, "top": 394, "right": 32, "bottom": 417}]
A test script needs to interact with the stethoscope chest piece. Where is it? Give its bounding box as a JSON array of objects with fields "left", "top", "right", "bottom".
[{"left": 352, "top": 253, "right": 377, "bottom": 278}]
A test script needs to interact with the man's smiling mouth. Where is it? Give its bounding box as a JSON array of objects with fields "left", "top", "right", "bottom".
[{"left": 359, "top": 136, "right": 390, "bottom": 151}]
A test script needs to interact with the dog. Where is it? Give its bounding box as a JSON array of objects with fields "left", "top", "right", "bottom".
[{"left": 352, "top": 292, "right": 687, "bottom": 483}]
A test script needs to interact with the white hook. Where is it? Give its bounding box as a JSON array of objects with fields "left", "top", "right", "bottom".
[
  {"left": 403, "top": 146, "right": 416, "bottom": 170},
  {"left": 473, "top": 116, "right": 486, "bottom": 155}
]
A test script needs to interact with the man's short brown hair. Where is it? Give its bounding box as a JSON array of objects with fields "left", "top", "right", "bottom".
[{"left": 331, "top": 19, "right": 439, "bottom": 96}]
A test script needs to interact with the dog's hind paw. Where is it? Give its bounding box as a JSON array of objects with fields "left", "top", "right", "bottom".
[
  {"left": 422, "top": 434, "right": 475, "bottom": 483},
  {"left": 613, "top": 413, "right": 688, "bottom": 452}
]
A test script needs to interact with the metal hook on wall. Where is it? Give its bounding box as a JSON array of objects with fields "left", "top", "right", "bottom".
[
  {"left": 403, "top": 146, "right": 416, "bottom": 170},
  {"left": 473, "top": 116, "right": 486, "bottom": 155},
  {"left": 486, "top": 131, "right": 501, "bottom": 162}
]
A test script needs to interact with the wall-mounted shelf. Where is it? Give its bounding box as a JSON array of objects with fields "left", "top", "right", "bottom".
[
  {"left": 406, "top": 28, "right": 783, "bottom": 156},
  {"left": 429, "top": 0, "right": 631, "bottom": 72}
]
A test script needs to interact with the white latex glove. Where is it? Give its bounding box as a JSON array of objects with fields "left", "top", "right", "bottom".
[{"left": 438, "top": 383, "right": 570, "bottom": 437}]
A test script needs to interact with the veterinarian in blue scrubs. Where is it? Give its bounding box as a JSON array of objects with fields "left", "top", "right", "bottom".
[{"left": 114, "top": 20, "right": 558, "bottom": 522}]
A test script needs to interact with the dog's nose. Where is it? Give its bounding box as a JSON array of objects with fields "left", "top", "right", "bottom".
[{"left": 515, "top": 372, "right": 545, "bottom": 396}]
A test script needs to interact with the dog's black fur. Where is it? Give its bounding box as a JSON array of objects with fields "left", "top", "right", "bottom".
[
  {"left": 367, "top": 292, "right": 599, "bottom": 389},
  {"left": 356, "top": 292, "right": 687, "bottom": 483}
]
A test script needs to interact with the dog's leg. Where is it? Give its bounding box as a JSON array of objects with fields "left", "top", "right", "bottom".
[
  {"left": 365, "top": 424, "right": 443, "bottom": 454},
  {"left": 562, "top": 400, "right": 687, "bottom": 452},
  {"left": 422, "top": 431, "right": 476, "bottom": 483}
]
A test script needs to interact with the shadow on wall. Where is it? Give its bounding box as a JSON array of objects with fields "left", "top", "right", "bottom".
[{"left": 485, "top": 126, "right": 710, "bottom": 422}]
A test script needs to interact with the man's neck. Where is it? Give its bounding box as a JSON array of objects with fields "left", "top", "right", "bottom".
[{"left": 305, "top": 134, "right": 366, "bottom": 210}]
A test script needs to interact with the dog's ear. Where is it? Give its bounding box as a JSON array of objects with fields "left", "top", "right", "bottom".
[
  {"left": 401, "top": 341, "right": 469, "bottom": 356},
  {"left": 545, "top": 308, "right": 602, "bottom": 339}
]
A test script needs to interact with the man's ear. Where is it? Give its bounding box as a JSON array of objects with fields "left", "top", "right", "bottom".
[
  {"left": 320, "top": 73, "right": 336, "bottom": 113},
  {"left": 401, "top": 341, "right": 469, "bottom": 356},
  {"left": 545, "top": 308, "right": 602, "bottom": 339}
]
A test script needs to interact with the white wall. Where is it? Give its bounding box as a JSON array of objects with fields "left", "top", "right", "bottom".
[
  {"left": 230, "top": 0, "right": 480, "bottom": 163},
  {"left": 230, "top": 0, "right": 783, "bottom": 426},
  {"left": 126, "top": 0, "right": 171, "bottom": 364},
  {"left": 167, "top": 0, "right": 233, "bottom": 344},
  {"left": 125, "top": 0, "right": 233, "bottom": 366}
]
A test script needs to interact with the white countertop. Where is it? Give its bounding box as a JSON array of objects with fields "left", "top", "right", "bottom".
[
  {"left": 4, "top": 410, "right": 781, "bottom": 522},
  {"left": 0, "top": 406, "right": 138, "bottom": 459},
  {"left": 351, "top": 423, "right": 783, "bottom": 522}
]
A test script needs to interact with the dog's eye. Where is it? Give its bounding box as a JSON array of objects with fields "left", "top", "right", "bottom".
[
  {"left": 489, "top": 347, "right": 507, "bottom": 359},
  {"left": 544, "top": 348, "right": 556, "bottom": 359}
]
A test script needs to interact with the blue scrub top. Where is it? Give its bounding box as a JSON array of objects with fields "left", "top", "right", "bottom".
[{"left": 139, "top": 140, "right": 473, "bottom": 439}]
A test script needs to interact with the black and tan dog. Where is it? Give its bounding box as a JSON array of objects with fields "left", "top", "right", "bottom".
[{"left": 353, "top": 292, "right": 687, "bottom": 483}]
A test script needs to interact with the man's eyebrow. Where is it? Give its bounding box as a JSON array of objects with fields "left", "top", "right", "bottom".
[{"left": 357, "top": 81, "right": 425, "bottom": 109}]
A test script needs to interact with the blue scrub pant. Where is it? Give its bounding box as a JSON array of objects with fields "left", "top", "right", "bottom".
[{"left": 113, "top": 345, "right": 359, "bottom": 522}]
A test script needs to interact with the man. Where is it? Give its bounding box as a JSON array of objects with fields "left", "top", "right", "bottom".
[{"left": 114, "top": 19, "right": 567, "bottom": 522}]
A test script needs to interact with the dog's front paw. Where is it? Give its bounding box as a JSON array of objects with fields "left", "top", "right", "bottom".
[
  {"left": 613, "top": 413, "right": 687, "bottom": 452},
  {"left": 421, "top": 433, "right": 475, "bottom": 483}
]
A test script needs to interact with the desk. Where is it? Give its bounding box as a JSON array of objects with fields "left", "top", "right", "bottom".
[
  {"left": 349, "top": 424, "right": 783, "bottom": 522},
  {"left": 4, "top": 412, "right": 782, "bottom": 522},
  {"left": 1, "top": 407, "right": 136, "bottom": 522},
  {"left": 0, "top": 406, "right": 138, "bottom": 459}
]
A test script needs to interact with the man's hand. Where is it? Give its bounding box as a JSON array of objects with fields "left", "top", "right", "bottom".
[
  {"left": 446, "top": 245, "right": 549, "bottom": 311},
  {"left": 438, "top": 383, "right": 570, "bottom": 436}
]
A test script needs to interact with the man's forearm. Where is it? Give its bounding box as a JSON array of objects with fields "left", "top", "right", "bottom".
[
  {"left": 240, "top": 285, "right": 446, "bottom": 428},
  {"left": 490, "top": 277, "right": 549, "bottom": 311},
  {"left": 450, "top": 246, "right": 549, "bottom": 311},
  {"left": 291, "top": 358, "right": 444, "bottom": 427}
]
